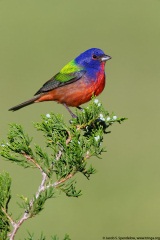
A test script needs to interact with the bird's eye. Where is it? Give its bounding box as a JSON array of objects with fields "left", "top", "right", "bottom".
[{"left": 92, "top": 54, "right": 97, "bottom": 59}]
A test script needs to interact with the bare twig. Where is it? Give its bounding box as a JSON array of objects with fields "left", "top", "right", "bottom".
[
  {"left": 85, "top": 151, "right": 91, "bottom": 160},
  {"left": 66, "top": 130, "right": 72, "bottom": 145},
  {"left": 56, "top": 130, "right": 71, "bottom": 161},
  {"left": 8, "top": 155, "right": 47, "bottom": 240},
  {"left": 8, "top": 154, "right": 75, "bottom": 240},
  {"left": 36, "top": 171, "right": 47, "bottom": 198},
  {"left": 56, "top": 150, "right": 62, "bottom": 161},
  {"left": 9, "top": 212, "right": 29, "bottom": 240},
  {"left": 53, "top": 173, "right": 74, "bottom": 187},
  {"left": 8, "top": 173, "right": 46, "bottom": 240}
]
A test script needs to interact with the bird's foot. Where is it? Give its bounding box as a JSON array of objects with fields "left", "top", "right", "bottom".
[
  {"left": 77, "top": 106, "right": 83, "bottom": 111},
  {"left": 63, "top": 103, "right": 77, "bottom": 118},
  {"left": 70, "top": 113, "right": 77, "bottom": 119}
]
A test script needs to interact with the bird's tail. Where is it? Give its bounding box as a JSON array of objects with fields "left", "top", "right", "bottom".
[{"left": 9, "top": 95, "right": 41, "bottom": 111}]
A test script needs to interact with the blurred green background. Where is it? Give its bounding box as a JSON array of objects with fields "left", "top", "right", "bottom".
[{"left": 0, "top": 0, "right": 160, "bottom": 239}]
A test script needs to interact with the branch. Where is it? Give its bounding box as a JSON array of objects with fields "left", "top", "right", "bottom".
[
  {"left": 22, "top": 152, "right": 43, "bottom": 172},
  {"left": 8, "top": 212, "right": 28, "bottom": 240},
  {"left": 53, "top": 173, "right": 74, "bottom": 188},
  {"left": 8, "top": 171, "right": 47, "bottom": 239},
  {"left": 65, "top": 130, "right": 72, "bottom": 145},
  {"left": 8, "top": 164, "right": 75, "bottom": 239}
]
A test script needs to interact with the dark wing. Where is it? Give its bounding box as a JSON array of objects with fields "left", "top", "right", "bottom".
[{"left": 34, "top": 70, "right": 86, "bottom": 95}]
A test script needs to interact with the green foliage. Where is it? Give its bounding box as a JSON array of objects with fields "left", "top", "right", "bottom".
[
  {"left": 24, "top": 232, "right": 71, "bottom": 240},
  {"left": 59, "top": 179, "right": 82, "bottom": 197},
  {"left": 0, "top": 172, "right": 11, "bottom": 240},
  {"left": 29, "top": 187, "right": 56, "bottom": 217},
  {"left": 0, "top": 98, "right": 126, "bottom": 239},
  {"left": 17, "top": 187, "right": 56, "bottom": 216},
  {"left": 1, "top": 124, "right": 34, "bottom": 168}
]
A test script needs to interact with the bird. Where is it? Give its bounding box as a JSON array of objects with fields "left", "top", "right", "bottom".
[{"left": 9, "top": 48, "right": 111, "bottom": 118}]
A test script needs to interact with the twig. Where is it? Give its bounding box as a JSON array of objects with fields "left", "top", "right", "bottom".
[
  {"left": 8, "top": 157, "right": 47, "bottom": 240},
  {"left": 66, "top": 130, "right": 72, "bottom": 145},
  {"left": 53, "top": 173, "right": 74, "bottom": 187},
  {"left": 8, "top": 173, "right": 46, "bottom": 240},
  {"left": 36, "top": 171, "right": 47, "bottom": 198},
  {"left": 85, "top": 151, "right": 91, "bottom": 160},
  {"left": 8, "top": 157, "right": 75, "bottom": 240},
  {"left": 22, "top": 152, "right": 43, "bottom": 172},
  {"left": 56, "top": 130, "right": 71, "bottom": 161},
  {"left": 56, "top": 150, "right": 62, "bottom": 161},
  {"left": 9, "top": 212, "right": 28, "bottom": 240}
]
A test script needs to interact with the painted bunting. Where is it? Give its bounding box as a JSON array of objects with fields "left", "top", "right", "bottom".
[{"left": 9, "top": 48, "right": 111, "bottom": 117}]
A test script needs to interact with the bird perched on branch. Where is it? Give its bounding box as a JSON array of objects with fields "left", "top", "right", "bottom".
[{"left": 9, "top": 48, "right": 111, "bottom": 118}]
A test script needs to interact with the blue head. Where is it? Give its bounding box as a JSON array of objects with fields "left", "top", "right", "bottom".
[{"left": 75, "top": 48, "right": 111, "bottom": 70}]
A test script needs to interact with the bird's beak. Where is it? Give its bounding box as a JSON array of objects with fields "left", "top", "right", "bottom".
[{"left": 100, "top": 54, "right": 112, "bottom": 62}]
